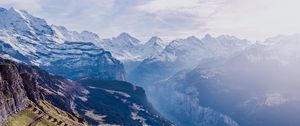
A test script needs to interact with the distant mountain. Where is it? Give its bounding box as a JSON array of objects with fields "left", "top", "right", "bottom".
[
  {"left": 97, "top": 33, "right": 167, "bottom": 62},
  {"left": 51, "top": 25, "right": 101, "bottom": 43},
  {"left": 0, "top": 7, "right": 125, "bottom": 80},
  {"left": 147, "top": 33, "right": 300, "bottom": 126},
  {"left": 96, "top": 33, "right": 167, "bottom": 74},
  {"left": 141, "top": 36, "right": 166, "bottom": 58},
  {"left": 129, "top": 34, "right": 251, "bottom": 85},
  {"left": 99, "top": 32, "right": 144, "bottom": 62}
]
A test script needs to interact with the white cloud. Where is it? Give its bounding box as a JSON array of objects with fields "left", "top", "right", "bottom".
[
  {"left": 206, "top": 0, "right": 300, "bottom": 41},
  {"left": 1, "top": 0, "right": 300, "bottom": 41},
  {"left": 0, "top": 0, "right": 42, "bottom": 13}
]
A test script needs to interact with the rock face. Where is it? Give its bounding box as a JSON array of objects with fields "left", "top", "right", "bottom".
[
  {"left": 0, "top": 7, "right": 125, "bottom": 81},
  {"left": 0, "top": 64, "right": 27, "bottom": 122},
  {"left": 0, "top": 57, "right": 78, "bottom": 123},
  {"left": 75, "top": 79, "right": 174, "bottom": 126},
  {"left": 20, "top": 73, "right": 40, "bottom": 104},
  {"left": 0, "top": 57, "right": 174, "bottom": 126}
]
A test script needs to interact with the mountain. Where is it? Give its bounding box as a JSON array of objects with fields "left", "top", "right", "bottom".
[
  {"left": 97, "top": 33, "right": 167, "bottom": 62},
  {"left": 129, "top": 34, "right": 251, "bottom": 85},
  {"left": 146, "top": 34, "right": 300, "bottom": 126},
  {"left": 96, "top": 33, "right": 167, "bottom": 74},
  {"left": 148, "top": 69, "right": 239, "bottom": 126},
  {"left": 0, "top": 54, "right": 174, "bottom": 126},
  {"left": 99, "top": 32, "right": 144, "bottom": 62},
  {"left": 75, "top": 79, "right": 174, "bottom": 126},
  {"left": 51, "top": 25, "right": 101, "bottom": 43},
  {"left": 0, "top": 7, "right": 125, "bottom": 81},
  {"left": 141, "top": 36, "right": 166, "bottom": 58}
]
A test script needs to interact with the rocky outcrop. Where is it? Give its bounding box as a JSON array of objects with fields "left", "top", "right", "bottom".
[
  {"left": 0, "top": 57, "right": 77, "bottom": 123},
  {"left": 0, "top": 64, "right": 27, "bottom": 122},
  {"left": 20, "top": 73, "right": 40, "bottom": 104}
]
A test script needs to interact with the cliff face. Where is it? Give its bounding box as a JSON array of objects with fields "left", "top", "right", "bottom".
[
  {"left": 75, "top": 79, "right": 175, "bottom": 126},
  {"left": 0, "top": 57, "right": 79, "bottom": 123},
  {"left": 0, "top": 64, "right": 27, "bottom": 122},
  {"left": 20, "top": 73, "right": 40, "bottom": 104}
]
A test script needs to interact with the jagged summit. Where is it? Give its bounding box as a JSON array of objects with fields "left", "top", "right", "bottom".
[
  {"left": 0, "top": 7, "right": 53, "bottom": 37},
  {"left": 113, "top": 32, "right": 141, "bottom": 46},
  {"left": 51, "top": 25, "right": 101, "bottom": 43},
  {"left": 146, "top": 36, "right": 164, "bottom": 46}
]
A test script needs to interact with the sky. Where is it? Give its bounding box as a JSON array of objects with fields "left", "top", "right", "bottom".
[{"left": 0, "top": 0, "right": 300, "bottom": 42}]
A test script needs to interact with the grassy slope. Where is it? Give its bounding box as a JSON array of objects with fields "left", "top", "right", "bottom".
[{"left": 5, "top": 100, "right": 89, "bottom": 126}]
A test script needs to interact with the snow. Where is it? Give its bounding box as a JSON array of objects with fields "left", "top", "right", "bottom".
[
  {"left": 97, "top": 34, "right": 168, "bottom": 62},
  {"left": 78, "top": 96, "right": 88, "bottom": 102},
  {"left": 0, "top": 7, "right": 125, "bottom": 81},
  {"left": 87, "top": 86, "right": 131, "bottom": 98},
  {"left": 262, "top": 93, "right": 287, "bottom": 107},
  {"left": 131, "top": 103, "right": 145, "bottom": 111},
  {"left": 51, "top": 25, "right": 100, "bottom": 43},
  {"left": 85, "top": 110, "right": 106, "bottom": 122},
  {"left": 104, "top": 89, "right": 131, "bottom": 98},
  {"left": 0, "top": 53, "right": 22, "bottom": 63},
  {"left": 130, "top": 112, "right": 149, "bottom": 126},
  {"left": 141, "top": 34, "right": 251, "bottom": 70}
]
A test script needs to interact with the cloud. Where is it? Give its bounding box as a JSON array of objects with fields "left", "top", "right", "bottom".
[
  {"left": 0, "top": 0, "right": 42, "bottom": 13},
  {"left": 135, "top": 0, "right": 225, "bottom": 39},
  {"left": 1, "top": 0, "right": 300, "bottom": 41}
]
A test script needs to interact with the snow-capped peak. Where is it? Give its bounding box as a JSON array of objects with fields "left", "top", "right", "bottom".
[
  {"left": 80, "top": 30, "right": 100, "bottom": 41},
  {"left": 51, "top": 25, "right": 100, "bottom": 43},
  {"left": 145, "top": 36, "right": 165, "bottom": 47},
  {"left": 114, "top": 32, "right": 141, "bottom": 46},
  {"left": 0, "top": 7, "right": 53, "bottom": 36},
  {"left": 186, "top": 36, "right": 201, "bottom": 42},
  {"left": 202, "top": 34, "right": 215, "bottom": 42}
]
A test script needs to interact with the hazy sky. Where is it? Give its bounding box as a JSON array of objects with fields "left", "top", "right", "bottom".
[{"left": 1, "top": 0, "right": 300, "bottom": 41}]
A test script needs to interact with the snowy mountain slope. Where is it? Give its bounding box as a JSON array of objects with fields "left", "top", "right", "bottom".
[
  {"left": 95, "top": 33, "right": 168, "bottom": 74},
  {"left": 0, "top": 7, "right": 54, "bottom": 38},
  {"left": 51, "top": 25, "right": 101, "bottom": 43},
  {"left": 97, "top": 33, "right": 167, "bottom": 62},
  {"left": 141, "top": 36, "right": 166, "bottom": 58},
  {"left": 129, "top": 34, "right": 251, "bottom": 85},
  {"left": 99, "top": 32, "right": 144, "bottom": 62},
  {"left": 0, "top": 7, "right": 125, "bottom": 80}
]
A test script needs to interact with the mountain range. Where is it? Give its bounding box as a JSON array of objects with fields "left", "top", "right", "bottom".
[
  {"left": 2, "top": 6, "right": 300, "bottom": 126},
  {"left": 0, "top": 7, "right": 173, "bottom": 126}
]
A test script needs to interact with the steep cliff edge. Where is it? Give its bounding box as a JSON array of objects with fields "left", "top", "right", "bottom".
[
  {"left": 0, "top": 64, "right": 27, "bottom": 122},
  {"left": 0, "top": 57, "right": 87, "bottom": 125}
]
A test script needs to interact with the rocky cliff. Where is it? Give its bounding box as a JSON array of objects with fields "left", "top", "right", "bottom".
[
  {"left": 0, "top": 56, "right": 174, "bottom": 126},
  {"left": 0, "top": 64, "right": 27, "bottom": 122}
]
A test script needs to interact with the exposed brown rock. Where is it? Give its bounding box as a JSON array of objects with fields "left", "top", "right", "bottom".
[
  {"left": 0, "top": 64, "right": 27, "bottom": 122},
  {"left": 21, "top": 73, "right": 41, "bottom": 104}
]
